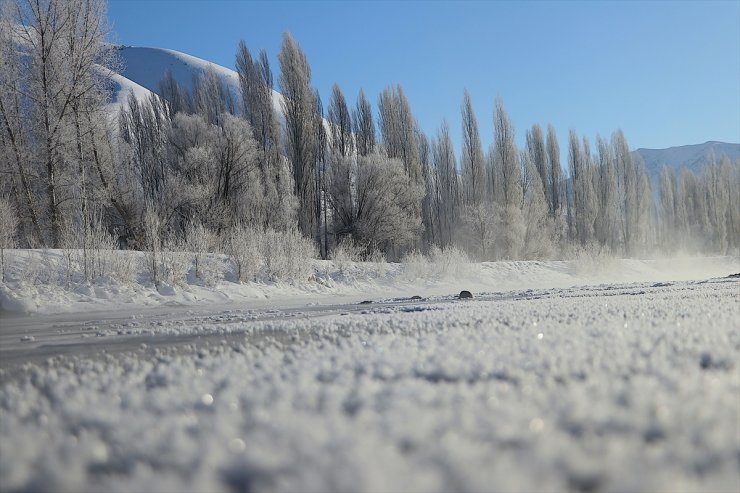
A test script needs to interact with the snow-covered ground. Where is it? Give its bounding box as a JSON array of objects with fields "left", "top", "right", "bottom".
[{"left": 1, "top": 253, "right": 738, "bottom": 492}]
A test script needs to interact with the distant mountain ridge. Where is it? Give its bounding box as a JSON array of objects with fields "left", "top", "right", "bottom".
[{"left": 632, "top": 141, "right": 740, "bottom": 184}]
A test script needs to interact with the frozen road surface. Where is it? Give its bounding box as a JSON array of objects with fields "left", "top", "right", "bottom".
[{"left": 1, "top": 277, "right": 739, "bottom": 492}]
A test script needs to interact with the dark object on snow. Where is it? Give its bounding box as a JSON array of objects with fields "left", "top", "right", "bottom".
[
  {"left": 410, "top": 295, "right": 423, "bottom": 300},
  {"left": 458, "top": 290, "right": 473, "bottom": 299},
  {"left": 699, "top": 352, "right": 733, "bottom": 371},
  {"left": 359, "top": 300, "right": 373, "bottom": 305},
  {"left": 728, "top": 273, "right": 740, "bottom": 278}
]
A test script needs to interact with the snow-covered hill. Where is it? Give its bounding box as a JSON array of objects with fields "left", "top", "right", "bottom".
[{"left": 114, "top": 45, "right": 284, "bottom": 115}]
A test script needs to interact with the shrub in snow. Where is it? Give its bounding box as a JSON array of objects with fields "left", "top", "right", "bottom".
[
  {"left": 82, "top": 213, "right": 135, "bottom": 283},
  {"left": 161, "top": 233, "right": 190, "bottom": 287},
  {"left": 261, "top": 228, "right": 317, "bottom": 282},
  {"left": 566, "top": 241, "right": 615, "bottom": 275},
  {"left": 225, "top": 225, "right": 316, "bottom": 283},
  {"left": 183, "top": 220, "right": 220, "bottom": 286},
  {"left": 401, "top": 250, "right": 429, "bottom": 280},
  {"left": 224, "top": 222, "right": 263, "bottom": 283},
  {"left": 143, "top": 207, "right": 164, "bottom": 286},
  {"left": 0, "top": 197, "right": 19, "bottom": 282},
  {"left": 402, "top": 246, "right": 471, "bottom": 280},
  {"left": 428, "top": 245, "right": 472, "bottom": 278},
  {"left": 330, "top": 236, "right": 365, "bottom": 275}
]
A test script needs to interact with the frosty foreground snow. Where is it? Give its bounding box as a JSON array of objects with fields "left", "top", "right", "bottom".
[{"left": 1, "top": 258, "right": 738, "bottom": 493}]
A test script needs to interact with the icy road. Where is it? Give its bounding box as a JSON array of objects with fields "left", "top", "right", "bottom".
[{"left": 1, "top": 277, "right": 739, "bottom": 492}]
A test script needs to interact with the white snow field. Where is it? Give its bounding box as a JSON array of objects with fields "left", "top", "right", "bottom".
[{"left": 1, "top": 254, "right": 739, "bottom": 492}]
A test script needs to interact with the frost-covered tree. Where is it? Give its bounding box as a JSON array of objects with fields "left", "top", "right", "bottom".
[
  {"left": 235, "top": 42, "right": 294, "bottom": 231},
  {"left": 719, "top": 155, "right": 739, "bottom": 252},
  {"left": 492, "top": 98, "right": 522, "bottom": 208},
  {"left": 0, "top": 196, "right": 18, "bottom": 281},
  {"left": 417, "top": 129, "right": 438, "bottom": 248},
  {"left": 1, "top": 0, "right": 116, "bottom": 247},
  {"left": 432, "top": 120, "right": 459, "bottom": 247},
  {"left": 568, "top": 131, "right": 597, "bottom": 246},
  {"left": 328, "top": 83, "right": 353, "bottom": 158},
  {"left": 546, "top": 124, "right": 564, "bottom": 218},
  {"left": 353, "top": 153, "right": 424, "bottom": 255},
  {"left": 612, "top": 130, "right": 638, "bottom": 254},
  {"left": 521, "top": 151, "right": 554, "bottom": 259},
  {"left": 658, "top": 166, "right": 676, "bottom": 250},
  {"left": 526, "top": 124, "right": 548, "bottom": 207},
  {"left": 593, "top": 136, "right": 618, "bottom": 250},
  {"left": 193, "top": 67, "right": 234, "bottom": 126},
  {"left": 461, "top": 90, "right": 485, "bottom": 206},
  {"left": 353, "top": 88, "right": 375, "bottom": 157},
  {"left": 119, "top": 94, "right": 171, "bottom": 213},
  {"left": 159, "top": 69, "right": 192, "bottom": 117},
  {"left": 313, "top": 88, "right": 328, "bottom": 257},
  {"left": 279, "top": 32, "right": 319, "bottom": 239},
  {"left": 490, "top": 99, "right": 524, "bottom": 258},
  {"left": 327, "top": 151, "right": 423, "bottom": 257},
  {"left": 378, "top": 84, "right": 421, "bottom": 183}
]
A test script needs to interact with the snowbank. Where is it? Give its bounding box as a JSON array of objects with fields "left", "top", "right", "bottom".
[{"left": 0, "top": 249, "right": 737, "bottom": 315}]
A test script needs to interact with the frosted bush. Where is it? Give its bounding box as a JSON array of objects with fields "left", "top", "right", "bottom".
[
  {"left": 331, "top": 237, "right": 365, "bottom": 274},
  {"left": 262, "top": 228, "right": 317, "bottom": 282},
  {"left": 0, "top": 197, "right": 18, "bottom": 282},
  {"left": 567, "top": 241, "right": 615, "bottom": 276},
  {"left": 224, "top": 223, "right": 263, "bottom": 283},
  {"left": 183, "top": 221, "right": 221, "bottom": 286},
  {"left": 402, "top": 246, "right": 471, "bottom": 280},
  {"left": 428, "top": 245, "right": 472, "bottom": 278},
  {"left": 18, "top": 250, "right": 45, "bottom": 285},
  {"left": 401, "top": 250, "right": 429, "bottom": 280},
  {"left": 161, "top": 234, "right": 190, "bottom": 287},
  {"left": 331, "top": 237, "right": 365, "bottom": 263},
  {"left": 81, "top": 214, "right": 135, "bottom": 283}
]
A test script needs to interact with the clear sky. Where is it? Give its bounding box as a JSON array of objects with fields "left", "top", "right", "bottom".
[{"left": 107, "top": 0, "right": 740, "bottom": 153}]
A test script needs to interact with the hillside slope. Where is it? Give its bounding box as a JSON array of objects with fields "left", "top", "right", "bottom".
[{"left": 115, "top": 45, "right": 284, "bottom": 115}]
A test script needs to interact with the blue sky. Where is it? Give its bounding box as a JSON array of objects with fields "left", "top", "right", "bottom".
[{"left": 107, "top": 0, "right": 740, "bottom": 153}]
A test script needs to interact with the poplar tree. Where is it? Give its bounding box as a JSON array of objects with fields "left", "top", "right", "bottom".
[
  {"left": 460, "top": 90, "right": 484, "bottom": 206},
  {"left": 279, "top": 32, "right": 319, "bottom": 239}
]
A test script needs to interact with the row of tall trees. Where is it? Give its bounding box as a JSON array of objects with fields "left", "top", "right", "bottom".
[{"left": 2, "top": 0, "right": 738, "bottom": 266}]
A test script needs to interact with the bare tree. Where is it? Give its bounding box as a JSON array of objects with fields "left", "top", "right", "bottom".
[
  {"left": 546, "top": 124, "right": 564, "bottom": 217},
  {"left": 492, "top": 98, "right": 522, "bottom": 208},
  {"left": 328, "top": 83, "right": 353, "bottom": 158},
  {"left": 378, "top": 84, "right": 421, "bottom": 183},
  {"left": 2, "top": 0, "right": 115, "bottom": 247},
  {"left": 279, "top": 32, "right": 319, "bottom": 239},
  {"left": 432, "top": 120, "right": 459, "bottom": 247},
  {"left": 352, "top": 88, "right": 375, "bottom": 157},
  {"left": 526, "top": 124, "right": 548, "bottom": 208},
  {"left": 461, "top": 89, "right": 484, "bottom": 206},
  {"left": 0, "top": 196, "right": 18, "bottom": 280}
]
